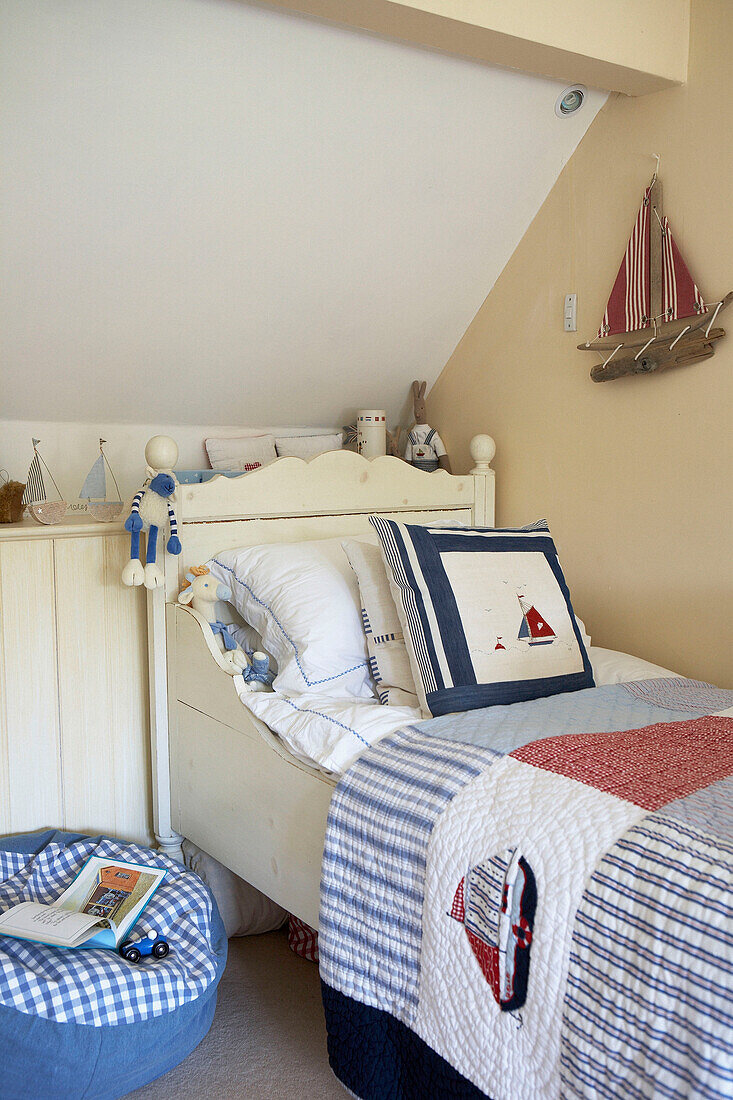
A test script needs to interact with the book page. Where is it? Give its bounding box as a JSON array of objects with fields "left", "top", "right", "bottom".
[
  {"left": 54, "top": 856, "right": 167, "bottom": 944},
  {"left": 0, "top": 902, "right": 103, "bottom": 947}
]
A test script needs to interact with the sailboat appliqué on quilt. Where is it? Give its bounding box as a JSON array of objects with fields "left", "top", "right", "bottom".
[{"left": 448, "top": 848, "right": 537, "bottom": 1013}]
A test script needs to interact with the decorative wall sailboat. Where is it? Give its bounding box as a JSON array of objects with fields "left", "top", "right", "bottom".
[
  {"left": 23, "top": 439, "right": 68, "bottom": 524},
  {"left": 80, "top": 439, "right": 124, "bottom": 522},
  {"left": 580, "top": 164, "right": 732, "bottom": 382}
]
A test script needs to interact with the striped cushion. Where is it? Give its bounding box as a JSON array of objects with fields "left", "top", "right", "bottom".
[
  {"left": 370, "top": 518, "right": 593, "bottom": 717},
  {"left": 342, "top": 539, "right": 419, "bottom": 708}
]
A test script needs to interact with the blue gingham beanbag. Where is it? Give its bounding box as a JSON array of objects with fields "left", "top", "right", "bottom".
[{"left": 0, "top": 830, "right": 228, "bottom": 1100}]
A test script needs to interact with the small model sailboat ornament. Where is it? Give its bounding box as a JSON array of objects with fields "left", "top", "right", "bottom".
[
  {"left": 80, "top": 439, "right": 123, "bottom": 522},
  {"left": 23, "top": 439, "right": 68, "bottom": 524},
  {"left": 581, "top": 160, "right": 732, "bottom": 381}
]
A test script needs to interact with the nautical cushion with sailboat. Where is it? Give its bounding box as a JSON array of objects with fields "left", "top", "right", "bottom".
[{"left": 370, "top": 517, "right": 593, "bottom": 717}]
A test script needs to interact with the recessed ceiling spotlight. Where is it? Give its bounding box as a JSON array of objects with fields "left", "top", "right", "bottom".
[{"left": 555, "top": 84, "right": 586, "bottom": 118}]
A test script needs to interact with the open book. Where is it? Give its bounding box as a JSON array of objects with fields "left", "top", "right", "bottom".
[{"left": 0, "top": 855, "right": 166, "bottom": 949}]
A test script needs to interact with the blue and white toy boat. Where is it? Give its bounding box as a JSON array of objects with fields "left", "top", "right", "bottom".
[{"left": 80, "top": 439, "right": 123, "bottom": 522}]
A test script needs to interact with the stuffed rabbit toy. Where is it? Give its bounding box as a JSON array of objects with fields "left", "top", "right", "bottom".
[{"left": 404, "top": 381, "right": 451, "bottom": 473}]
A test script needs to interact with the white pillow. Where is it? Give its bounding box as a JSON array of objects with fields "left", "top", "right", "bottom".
[
  {"left": 205, "top": 434, "right": 277, "bottom": 471},
  {"left": 236, "top": 687, "right": 419, "bottom": 774},
  {"left": 208, "top": 538, "right": 376, "bottom": 700},
  {"left": 574, "top": 616, "right": 592, "bottom": 652},
  {"left": 274, "top": 433, "right": 343, "bottom": 460},
  {"left": 342, "top": 538, "right": 419, "bottom": 708},
  {"left": 589, "top": 647, "right": 680, "bottom": 685}
]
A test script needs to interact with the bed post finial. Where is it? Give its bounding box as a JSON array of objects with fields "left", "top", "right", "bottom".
[
  {"left": 469, "top": 435, "right": 496, "bottom": 526},
  {"left": 469, "top": 434, "right": 496, "bottom": 473},
  {"left": 145, "top": 434, "right": 179, "bottom": 471}
]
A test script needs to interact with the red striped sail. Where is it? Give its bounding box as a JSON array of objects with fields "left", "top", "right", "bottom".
[
  {"left": 598, "top": 187, "right": 651, "bottom": 338},
  {"left": 660, "top": 216, "right": 706, "bottom": 324},
  {"left": 597, "top": 186, "right": 707, "bottom": 339}
]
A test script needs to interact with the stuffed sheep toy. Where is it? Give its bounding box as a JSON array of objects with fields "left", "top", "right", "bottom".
[{"left": 121, "top": 436, "right": 182, "bottom": 589}]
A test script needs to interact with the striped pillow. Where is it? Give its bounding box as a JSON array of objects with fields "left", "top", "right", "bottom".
[
  {"left": 370, "top": 518, "right": 593, "bottom": 717},
  {"left": 342, "top": 539, "right": 419, "bottom": 708}
]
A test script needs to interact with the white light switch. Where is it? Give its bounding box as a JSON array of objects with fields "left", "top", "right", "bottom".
[{"left": 564, "top": 293, "right": 577, "bottom": 332}]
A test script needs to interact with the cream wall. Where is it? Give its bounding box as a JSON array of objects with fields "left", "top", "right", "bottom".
[
  {"left": 0, "top": 0, "right": 603, "bottom": 433},
  {"left": 428, "top": 0, "right": 732, "bottom": 687},
  {"left": 0, "top": 419, "right": 343, "bottom": 503}
]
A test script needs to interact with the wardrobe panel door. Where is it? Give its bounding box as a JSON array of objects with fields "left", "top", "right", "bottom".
[
  {"left": 55, "top": 537, "right": 114, "bottom": 836},
  {"left": 55, "top": 536, "right": 152, "bottom": 844},
  {"left": 104, "top": 534, "right": 152, "bottom": 845},
  {"left": 0, "top": 540, "right": 62, "bottom": 833}
]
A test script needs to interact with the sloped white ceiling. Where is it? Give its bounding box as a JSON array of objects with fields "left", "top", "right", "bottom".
[{"left": 1, "top": 0, "right": 605, "bottom": 428}]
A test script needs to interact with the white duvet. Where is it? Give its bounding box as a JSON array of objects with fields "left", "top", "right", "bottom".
[{"left": 236, "top": 647, "right": 679, "bottom": 775}]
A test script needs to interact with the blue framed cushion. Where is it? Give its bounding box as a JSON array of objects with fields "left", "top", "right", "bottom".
[{"left": 370, "top": 518, "right": 594, "bottom": 717}]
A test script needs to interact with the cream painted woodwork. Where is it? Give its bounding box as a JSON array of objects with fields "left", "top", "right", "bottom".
[
  {"left": 261, "top": 0, "right": 688, "bottom": 95},
  {"left": 155, "top": 441, "right": 495, "bottom": 923},
  {"left": 0, "top": 520, "right": 152, "bottom": 844},
  {"left": 0, "top": 539, "right": 62, "bottom": 833}
]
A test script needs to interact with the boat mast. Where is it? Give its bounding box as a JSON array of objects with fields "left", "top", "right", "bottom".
[
  {"left": 100, "top": 439, "right": 122, "bottom": 502},
  {"left": 649, "top": 175, "right": 663, "bottom": 333},
  {"left": 34, "top": 441, "right": 64, "bottom": 502}
]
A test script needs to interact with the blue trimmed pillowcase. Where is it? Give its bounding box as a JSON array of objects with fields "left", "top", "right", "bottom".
[{"left": 369, "top": 517, "right": 594, "bottom": 717}]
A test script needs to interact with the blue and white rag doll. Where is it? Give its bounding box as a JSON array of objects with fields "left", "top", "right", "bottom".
[{"left": 121, "top": 436, "right": 182, "bottom": 589}]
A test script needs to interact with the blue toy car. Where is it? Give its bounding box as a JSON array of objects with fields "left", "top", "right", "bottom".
[{"left": 119, "top": 930, "right": 170, "bottom": 963}]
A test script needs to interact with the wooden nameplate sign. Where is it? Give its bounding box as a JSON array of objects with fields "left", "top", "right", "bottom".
[{"left": 580, "top": 174, "right": 731, "bottom": 382}]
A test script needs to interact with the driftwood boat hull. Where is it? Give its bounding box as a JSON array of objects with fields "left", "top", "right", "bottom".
[
  {"left": 578, "top": 291, "right": 732, "bottom": 353},
  {"left": 590, "top": 327, "right": 725, "bottom": 382},
  {"left": 86, "top": 501, "right": 124, "bottom": 523},
  {"left": 28, "top": 501, "right": 68, "bottom": 525}
]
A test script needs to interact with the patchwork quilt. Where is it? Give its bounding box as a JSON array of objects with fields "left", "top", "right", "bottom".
[{"left": 320, "top": 678, "right": 733, "bottom": 1099}]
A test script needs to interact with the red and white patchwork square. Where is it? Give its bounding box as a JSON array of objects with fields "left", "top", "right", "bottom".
[
  {"left": 288, "top": 914, "right": 319, "bottom": 962},
  {"left": 512, "top": 715, "right": 733, "bottom": 810}
]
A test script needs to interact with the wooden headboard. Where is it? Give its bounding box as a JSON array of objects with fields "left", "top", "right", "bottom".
[
  {"left": 147, "top": 436, "right": 495, "bottom": 857},
  {"left": 161, "top": 438, "right": 495, "bottom": 598}
]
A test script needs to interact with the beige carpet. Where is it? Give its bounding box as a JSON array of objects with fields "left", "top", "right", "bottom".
[{"left": 128, "top": 929, "right": 347, "bottom": 1099}]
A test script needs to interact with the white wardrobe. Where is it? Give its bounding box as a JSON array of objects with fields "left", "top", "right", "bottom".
[{"left": 0, "top": 519, "right": 153, "bottom": 844}]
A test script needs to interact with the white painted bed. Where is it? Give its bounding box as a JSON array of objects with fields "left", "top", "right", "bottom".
[{"left": 148, "top": 437, "right": 496, "bottom": 929}]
